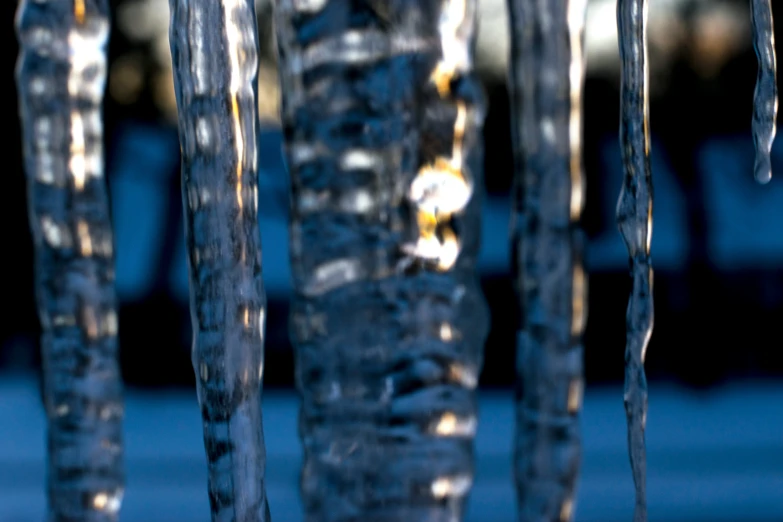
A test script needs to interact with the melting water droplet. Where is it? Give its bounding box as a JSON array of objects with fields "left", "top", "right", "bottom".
[
  {"left": 751, "top": 0, "right": 778, "bottom": 184},
  {"left": 168, "top": 0, "right": 270, "bottom": 519},
  {"left": 15, "top": 0, "right": 125, "bottom": 519},
  {"left": 275, "top": 0, "right": 489, "bottom": 519},
  {"left": 506, "top": 0, "right": 588, "bottom": 519},
  {"left": 617, "top": 0, "right": 653, "bottom": 520}
]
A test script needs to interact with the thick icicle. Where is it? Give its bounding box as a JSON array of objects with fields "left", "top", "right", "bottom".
[
  {"left": 750, "top": 0, "right": 778, "bottom": 184},
  {"left": 616, "top": 0, "right": 653, "bottom": 521},
  {"left": 507, "top": 0, "right": 588, "bottom": 520},
  {"left": 15, "top": 1, "right": 124, "bottom": 520},
  {"left": 275, "top": 0, "right": 489, "bottom": 520},
  {"left": 168, "top": 1, "right": 270, "bottom": 520}
]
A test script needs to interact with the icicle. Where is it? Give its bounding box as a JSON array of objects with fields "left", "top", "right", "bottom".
[
  {"left": 750, "top": 0, "right": 778, "bottom": 184},
  {"left": 15, "top": 1, "right": 124, "bottom": 520},
  {"left": 506, "top": 0, "right": 587, "bottom": 520},
  {"left": 168, "top": 1, "right": 270, "bottom": 520},
  {"left": 274, "top": 0, "right": 489, "bottom": 520},
  {"left": 616, "top": 0, "right": 653, "bottom": 521}
]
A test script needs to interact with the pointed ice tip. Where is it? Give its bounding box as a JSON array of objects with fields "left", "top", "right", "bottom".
[
  {"left": 755, "top": 169, "right": 772, "bottom": 184},
  {"left": 754, "top": 160, "right": 772, "bottom": 185}
]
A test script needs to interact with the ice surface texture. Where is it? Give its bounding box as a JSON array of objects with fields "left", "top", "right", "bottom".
[
  {"left": 617, "top": 0, "right": 653, "bottom": 520},
  {"left": 506, "top": 0, "right": 588, "bottom": 520},
  {"left": 750, "top": 0, "right": 778, "bottom": 184},
  {"left": 15, "top": 1, "right": 125, "bottom": 520},
  {"left": 275, "top": 0, "right": 490, "bottom": 520},
  {"left": 168, "top": 0, "right": 270, "bottom": 520}
]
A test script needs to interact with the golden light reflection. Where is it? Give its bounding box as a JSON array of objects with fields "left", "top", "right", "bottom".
[
  {"left": 77, "top": 219, "right": 93, "bottom": 257},
  {"left": 567, "top": 378, "right": 583, "bottom": 414},
  {"left": 232, "top": 96, "right": 244, "bottom": 212},
  {"left": 430, "top": 62, "right": 455, "bottom": 98},
  {"left": 429, "top": 0, "right": 470, "bottom": 94},
  {"left": 560, "top": 496, "right": 574, "bottom": 522},
  {"left": 568, "top": 0, "right": 587, "bottom": 221},
  {"left": 409, "top": 0, "right": 476, "bottom": 271},
  {"left": 641, "top": 267, "right": 653, "bottom": 363},
  {"left": 93, "top": 493, "right": 108, "bottom": 510},
  {"left": 448, "top": 362, "right": 477, "bottom": 388},
  {"left": 91, "top": 489, "right": 122, "bottom": 513},
  {"left": 74, "top": 0, "right": 85, "bottom": 25},
  {"left": 435, "top": 412, "right": 458, "bottom": 435},
  {"left": 430, "top": 474, "right": 471, "bottom": 499},
  {"left": 436, "top": 227, "right": 459, "bottom": 271},
  {"left": 410, "top": 157, "right": 471, "bottom": 216},
  {"left": 433, "top": 411, "right": 477, "bottom": 437},
  {"left": 222, "top": 0, "right": 246, "bottom": 214},
  {"left": 83, "top": 306, "right": 99, "bottom": 340},
  {"left": 452, "top": 102, "right": 467, "bottom": 164},
  {"left": 439, "top": 322, "right": 453, "bottom": 341},
  {"left": 571, "top": 263, "right": 586, "bottom": 336}
]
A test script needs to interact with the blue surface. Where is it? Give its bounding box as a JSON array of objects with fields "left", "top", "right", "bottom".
[
  {"left": 2, "top": 378, "right": 781, "bottom": 521},
  {"left": 111, "top": 124, "right": 181, "bottom": 301},
  {"left": 701, "top": 136, "right": 783, "bottom": 270},
  {"left": 110, "top": 124, "right": 783, "bottom": 310}
]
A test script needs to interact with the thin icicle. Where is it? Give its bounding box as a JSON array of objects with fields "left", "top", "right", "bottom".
[
  {"left": 750, "top": 0, "right": 778, "bottom": 184},
  {"left": 274, "top": 0, "right": 489, "bottom": 520},
  {"left": 616, "top": 0, "right": 653, "bottom": 521},
  {"left": 168, "top": 1, "right": 270, "bottom": 520},
  {"left": 15, "top": 1, "right": 124, "bottom": 520},
  {"left": 507, "top": 0, "right": 588, "bottom": 520}
]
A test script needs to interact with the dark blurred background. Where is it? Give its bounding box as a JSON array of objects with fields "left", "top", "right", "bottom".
[{"left": 2, "top": 0, "right": 782, "bottom": 390}]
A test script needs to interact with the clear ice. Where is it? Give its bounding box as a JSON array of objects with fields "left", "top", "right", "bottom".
[
  {"left": 274, "top": 0, "right": 489, "bottom": 519},
  {"left": 616, "top": 0, "right": 653, "bottom": 521},
  {"left": 750, "top": 0, "right": 778, "bottom": 184},
  {"left": 15, "top": 1, "right": 125, "bottom": 520},
  {"left": 168, "top": 0, "right": 270, "bottom": 520},
  {"left": 506, "top": 0, "right": 588, "bottom": 520}
]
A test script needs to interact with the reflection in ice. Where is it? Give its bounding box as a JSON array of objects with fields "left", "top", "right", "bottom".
[
  {"left": 617, "top": 0, "right": 654, "bottom": 520},
  {"left": 506, "top": 0, "right": 588, "bottom": 519},
  {"left": 276, "top": 0, "right": 489, "bottom": 519},
  {"left": 168, "top": 0, "right": 270, "bottom": 520},
  {"left": 750, "top": 0, "right": 778, "bottom": 184},
  {"left": 15, "top": 0, "right": 125, "bottom": 520}
]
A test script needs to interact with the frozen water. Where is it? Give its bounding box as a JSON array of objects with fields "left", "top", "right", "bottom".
[
  {"left": 15, "top": 1, "right": 125, "bottom": 520},
  {"left": 274, "top": 0, "right": 489, "bottom": 519},
  {"left": 616, "top": 0, "right": 654, "bottom": 520},
  {"left": 750, "top": 0, "right": 778, "bottom": 184},
  {"left": 168, "top": 0, "right": 270, "bottom": 520},
  {"left": 505, "top": 0, "right": 588, "bottom": 520}
]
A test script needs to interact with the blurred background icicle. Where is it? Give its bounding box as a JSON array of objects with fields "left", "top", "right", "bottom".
[
  {"left": 15, "top": 1, "right": 125, "bottom": 520},
  {"left": 506, "top": 0, "right": 588, "bottom": 520},
  {"left": 616, "top": 0, "right": 654, "bottom": 520},
  {"left": 168, "top": 0, "right": 271, "bottom": 520},
  {"left": 750, "top": 0, "right": 778, "bottom": 184},
  {"left": 274, "top": 0, "right": 489, "bottom": 520}
]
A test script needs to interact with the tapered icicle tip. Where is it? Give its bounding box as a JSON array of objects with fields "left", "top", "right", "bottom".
[
  {"left": 755, "top": 156, "right": 773, "bottom": 184},
  {"left": 750, "top": 0, "right": 778, "bottom": 184}
]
